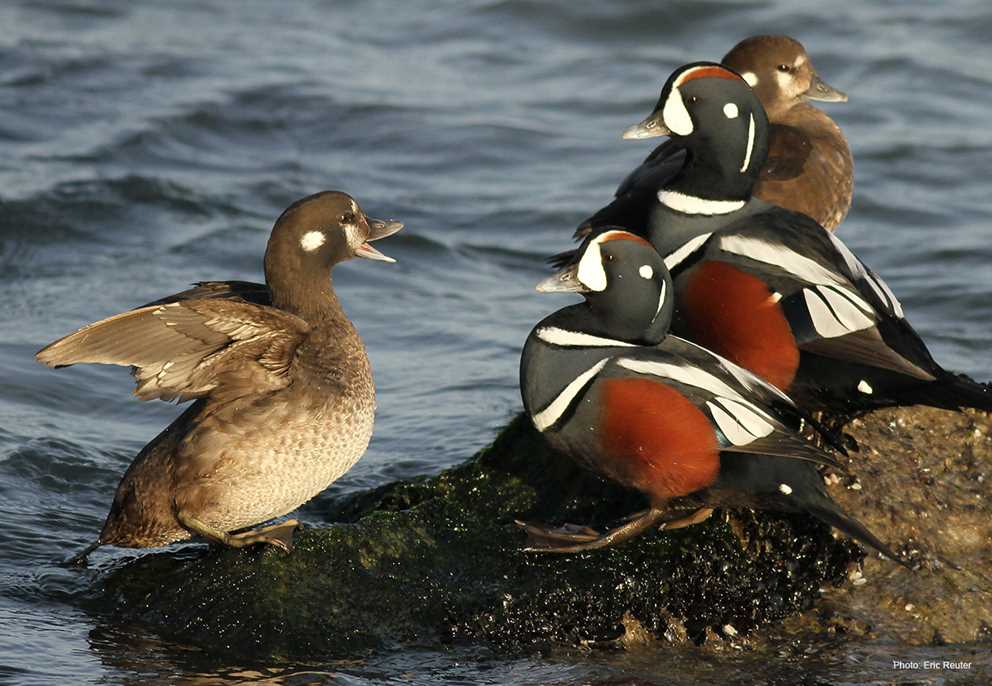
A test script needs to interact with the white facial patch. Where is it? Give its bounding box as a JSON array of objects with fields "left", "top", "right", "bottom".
[
  {"left": 576, "top": 230, "right": 629, "bottom": 292},
  {"left": 577, "top": 240, "right": 607, "bottom": 292},
  {"left": 639, "top": 265, "right": 654, "bottom": 279},
  {"left": 779, "top": 483, "right": 793, "bottom": 495},
  {"left": 740, "top": 113, "right": 756, "bottom": 173},
  {"left": 723, "top": 103, "right": 739, "bottom": 119},
  {"left": 662, "top": 86, "right": 693, "bottom": 136},
  {"left": 343, "top": 223, "right": 362, "bottom": 250},
  {"left": 741, "top": 72, "right": 758, "bottom": 87},
  {"left": 300, "top": 230, "right": 326, "bottom": 252}
]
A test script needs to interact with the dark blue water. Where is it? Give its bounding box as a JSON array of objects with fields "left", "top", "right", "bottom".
[{"left": 2, "top": 1, "right": 990, "bottom": 684}]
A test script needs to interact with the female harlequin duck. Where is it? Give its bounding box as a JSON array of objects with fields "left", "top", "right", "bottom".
[
  {"left": 576, "top": 35, "right": 851, "bottom": 238},
  {"left": 519, "top": 229, "right": 903, "bottom": 562},
  {"left": 38, "top": 191, "right": 403, "bottom": 562},
  {"left": 557, "top": 63, "right": 991, "bottom": 414}
]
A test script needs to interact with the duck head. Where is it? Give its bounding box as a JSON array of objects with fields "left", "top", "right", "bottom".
[
  {"left": 622, "top": 62, "right": 770, "bottom": 201},
  {"left": 264, "top": 191, "right": 403, "bottom": 311},
  {"left": 537, "top": 229, "right": 673, "bottom": 345},
  {"left": 723, "top": 35, "right": 847, "bottom": 120}
]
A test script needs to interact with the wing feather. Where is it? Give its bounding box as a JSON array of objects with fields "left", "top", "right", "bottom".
[{"left": 37, "top": 300, "right": 310, "bottom": 402}]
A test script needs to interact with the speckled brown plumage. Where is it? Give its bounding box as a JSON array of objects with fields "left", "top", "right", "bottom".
[
  {"left": 38, "top": 191, "right": 402, "bottom": 554},
  {"left": 723, "top": 35, "right": 853, "bottom": 230}
]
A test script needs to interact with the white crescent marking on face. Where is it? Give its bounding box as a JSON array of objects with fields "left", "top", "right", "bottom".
[
  {"left": 857, "top": 379, "right": 874, "bottom": 394},
  {"left": 662, "top": 86, "right": 693, "bottom": 136},
  {"left": 300, "top": 230, "right": 326, "bottom": 252},
  {"left": 535, "top": 327, "right": 636, "bottom": 348},
  {"left": 577, "top": 240, "right": 607, "bottom": 292},
  {"left": 531, "top": 359, "right": 609, "bottom": 431},
  {"left": 652, "top": 279, "right": 666, "bottom": 322},
  {"left": 779, "top": 483, "right": 793, "bottom": 495},
  {"left": 741, "top": 72, "right": 759, "bottom": 87},
  {"left": 740, "top": 113, "right": 755, "bottom": 173},
  {"left": 723, "top": 103, "right": 739, "bottom": 119}
]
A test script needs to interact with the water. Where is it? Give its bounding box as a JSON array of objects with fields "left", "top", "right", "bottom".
[{"left": 1, "top": 1, "right": 990, "bottom": 683}]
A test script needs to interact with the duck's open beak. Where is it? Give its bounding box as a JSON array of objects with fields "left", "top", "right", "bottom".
[
  {"left": 622, "top": 112, "right": 671, "bottom": 140},
  {"left": 356, "top": 218, "right": 404, "bottom": 263},
  {"left": 536, "top": 265, "right": 589, "bottom": 294},
  {"left": 803, "top": 74, "right": 848, "bottom": 103}
]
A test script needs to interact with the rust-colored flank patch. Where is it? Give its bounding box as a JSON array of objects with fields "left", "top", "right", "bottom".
[
  {"left": 599, "top": 377, "right": 720, "bottom": 502},
  {"left": 679, "top": 261, "right": 799, "bottom": 391}
]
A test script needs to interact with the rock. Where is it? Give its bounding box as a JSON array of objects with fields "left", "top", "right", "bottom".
[
  {"left": 85, "top": 414, "right": 862, "bottom": 660},
  {"left": 800, "top": 406, "right": 992, "bottom": 646}
]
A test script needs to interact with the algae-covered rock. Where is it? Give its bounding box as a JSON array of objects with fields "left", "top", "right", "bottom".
[
  {"left": 788, "top": 407, "right": 992, "bottom": 646},
  {"left": 86, "top": 413, "right": 864, "bottom": 660}
]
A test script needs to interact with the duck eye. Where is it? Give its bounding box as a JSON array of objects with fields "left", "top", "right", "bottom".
[
  {"left": 606, "top": 254, "right": 615, "bottom": 262},
  {"left": 340, "top": 213, "right": 355, "bottom": 224},
  {"left": 687, "top": 95, "right": 699, "bottom": 104},
  {"left": 777, "top": 64, "right": 791, "bottom": 73}
]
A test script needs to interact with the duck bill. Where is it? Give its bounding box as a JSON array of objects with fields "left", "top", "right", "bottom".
[
  {"left": 536, "top": 266, "right": 590, "bottom": 294},
  {"left": 367, "top": 217, "right": 404, "bottom": 241},
  {"left": 621, "top": 112, "right": 671, "bottom": 140},
  {"left": 355, "top": 242, "right": 396, "bottom": 263},
  {"left": 356, "top": 217, "right": 402, "bottom": 263},
  {"left": 803, "top": 74, "right": 848, "bottom": 103}
]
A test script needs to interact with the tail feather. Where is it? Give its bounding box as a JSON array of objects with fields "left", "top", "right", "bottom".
[
  {"left": 808, "top": 503, "right": 912, "bottom": 570},
  {"left": 896, "top": 371, "right": 992, "bottom": 412},
  {"left": 61, "top": 540, "right": 102, "bottom": 567}
]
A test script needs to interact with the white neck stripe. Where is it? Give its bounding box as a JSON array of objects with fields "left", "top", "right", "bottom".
[
  {"left": 536, "top": 327, "right": 636, "bottom": 348},
  {"left": 658, "top": 191, "right": 745, "bottom": 216},
  {"left": 532, "top": 359, "right": 609, "bottom": 431},
  {"left": 663, "top": 232, "right": 712, "bottom": 271}
]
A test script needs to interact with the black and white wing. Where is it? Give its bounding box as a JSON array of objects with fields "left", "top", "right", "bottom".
[
  {"left": 622, "top": 345, "right": 845, "bottom": 469},
  {"left": 573, "top": 141, "right": 687, "bottom": 240},
  {"left": 702, "top": 210, "right": 939, "bottom": 381}
]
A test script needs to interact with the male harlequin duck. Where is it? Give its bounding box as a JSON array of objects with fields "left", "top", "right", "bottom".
[
  {"left": 557, "top": 63, "right": 991, "bottom": 414},
  {"left": 519, "top": 229, "right": 903, "bottom": 562},
  {"left": 38, "top": 191, "right": 403, "bottom": 562},
  {"left": 576, "top": 35, "right": 850, "bottom": 238}
]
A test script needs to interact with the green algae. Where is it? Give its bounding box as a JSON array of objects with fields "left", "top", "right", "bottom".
[{"left": 90, "top": 413, "right": 860, "bottom": 660}]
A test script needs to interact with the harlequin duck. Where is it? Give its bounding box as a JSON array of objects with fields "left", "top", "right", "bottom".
[
  {"left": 556, "top": 63, "right": 992, "bottom": 414},
  {"left": 576, "top": 36, "right": 850, "bottom": 238},
  {"left": 724, "top": 35, "right": 851, "bottom": 229},
  {"left": 519, "top": 229, "right": 903, "bottom": 562},
  {"left": 38, "top": 191, "right": 403, "bottom": 562}
]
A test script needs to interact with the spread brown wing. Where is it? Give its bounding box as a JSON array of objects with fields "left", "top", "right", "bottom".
[
  {"left": 141, "top": 280, "right": 272, "bottom": 308},
  {"left": 36, "top": 300, "right": 310, "bottom": 403}
]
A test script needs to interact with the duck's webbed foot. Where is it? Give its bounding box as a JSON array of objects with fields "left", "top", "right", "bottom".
[
  {"left": 516, "top": 507, "right": 669, "bottom": 554},
  {"left": 658, "top": 506, "right": 714, "bottom": 531},
  {"left": 177, "top": 511, "right": 299, "bottom": 553}
]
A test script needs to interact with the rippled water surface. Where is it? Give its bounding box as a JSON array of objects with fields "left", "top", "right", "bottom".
[{"left": 2, "top": 1, "right": 991, "bottom": 684}]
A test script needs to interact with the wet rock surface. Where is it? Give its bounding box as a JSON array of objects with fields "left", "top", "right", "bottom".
[{"left": 83, "top": 407, "right": 990, "bottom": 668}]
